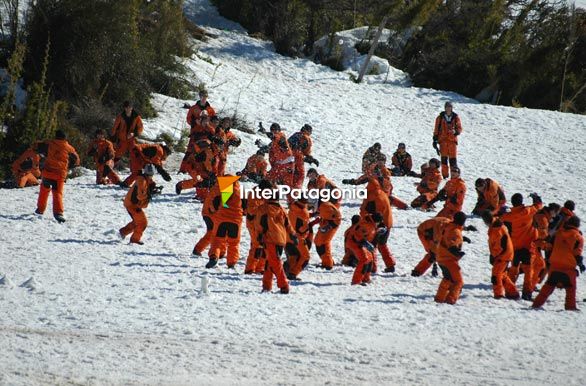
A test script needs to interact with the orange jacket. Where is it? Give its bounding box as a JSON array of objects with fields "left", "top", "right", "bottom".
[
  {"left": 288, "top": 201, "right": 311, "bottom": 238},
  {"left": 111, "top": 110, "right": 143, "bottom": 143},
  {"left": 124, "top": 175, "right": 153, "bottom": 209},
  {"left": 186, "top": 100, "right": 215, "bottom": 128},
  {"left": 308, "top": 174, "right": 337, "bottom": 191},
  {"left": 434, "top": 221, "right": 464, "bottom": 264},
  {"left": 12, "top": 148, "right": 41, "bottom": 178},
  {"left": 533, "top": 209, "right": 553, "bottom": 246},
  {"left": 289, "top": 131, "right": 313, "bottom": 156},
  {"left": 417, "top": 217, "right": 451, "bottom": 251},
  {"left": 357, "top": 164, "right": 393, "bottom": 195},
  {"left": 501, "top": 203, "right": 544, "bottom": 250},
  {"left": 360, "top": 179, "right": 392, "bottom": 228},
  {"left": 487, "top": 219, "right": 514, "bottom": 262},
  {"left": 209, "top": 180, "right": 243, "bottom": 222},
  {"left": 349, "top": 214, "right": 378, "bottom": 245},
  {"left": 254, "top": 200, "right": 295, "bottom": 246},
  {"left": 243, "top": 196, "right": 264, "bottom": 219},
  {"left": 391, "top": 151, "right": 412, "bottom": 172},
  {"left": 244, "top": 154, "right": 268, "bottom": 176},
  {"left": 269, "top": 132, "right": 293, "bottom": 166},
  {"left": 418, "top": 167, "right": 442, "bottom": 194},
  {"left": 221, "top": 131, "right": 240, "bottom": 157},
  {"left": 189, "top": 122, "right": 215, "bottom": 143},
  {"left": 191, "top": 139, "right": 217, "bottom": 176},
  {"left": 549, "top": 225, "right": 583, "bottom": 271},
  {"left": 441, "top": 177, "right": 466, "bottom": 211},
  {"left": 433, "top": 112, "right": 462, "bottom": 144},
  {"left": 88, "top": 139, "right": 115, "bottom": 165},
  {"left": 34, "top": 139, "right": 79, "bottom": 179},
  {"left": 477, "top": 178, "right": 506, "bottom": 214},
  {"left": 317, "top": 200, "right": 342, "bottom": 229},
  {"left": 132, "top": 144, "right": 166, "bottom": 167}
]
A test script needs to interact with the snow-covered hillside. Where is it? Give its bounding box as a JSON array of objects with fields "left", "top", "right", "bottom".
[{"left": 1, "top": 0, "right": 586, "bottom": 385}]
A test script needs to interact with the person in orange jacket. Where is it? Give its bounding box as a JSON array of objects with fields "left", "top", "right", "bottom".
[
  {"left": 362, "top": 143, "right": 385, "bottom": 174},
  {"left": 306, "top": 168, "right": 341, "bottom": 208},
  {"left": 111, "top": 101, "right": 144, "bottom": 162},
  {"left": 314, "top": 198, "right": 342, "bottom": 270},
  {"left": 342, "top": 214, "right": 362, "bottom": 267},
  {"left": 176, "top": 138, "right": 217, "bottom": 200},
  {"left": 532, "top": 216, "right": 584, "bottom": 310},
  {"left": 254, "top": 180, "right": 297, "bottom": 294},
  {"left": 411, "top": 216, "right": 451, "bottom": 277},
  {"left": 284, "top": 198, "right": 318, "bottom": 280},
  {"left": 180, "top": 112, "right": 216, "bottom": 174},
  {"left": 501, "top": 192, "right": 543, "bottom": 300},
  {"left": 243, "top": 193, "right": 266, "bottom": 274},
  {"left": 239, "top": 149, "right": 268, "bottom": 183},
  {"left": 549, "top": 200, "right": 576, "bottom": 235},
  {"left": 288, "top": 124, "right": 318, "bottom": 188},
  {"left": 205, "top": 176, "right": 243, "bottom": 269},
  {"left": 411, "top": 158, "right": 442, "bottom": 209},
  {"left": 122, "top": 143, "right": 172, "bottom": 187},
  {"left": 33, "top": 130, "right": 80, "bottom": 223},
  {"left": 215, "top": 118, "right": 241, "bottom": 176},
  {"left": 12, "top": 145, "right": 42, "bottom": 188},
  {"left": 348, "top": 213, "right": 386, "bottom": 285},
  {"left": 435, "top": 166, "right": 466, "bottom": 219},
  {"left": 434, "top": 211, "right": 470, "bottom": 304},
  {"left": 119, "top": 164, "right": 157, "bottom": 244},
  {"left": 192, "top": 178, "right": 221, "bottom": 257},
  {"left": 266, "top": 123, "right": 295, "bottom": 187},
  {"left": 186, "top": 90, "right": 216, "bottom": 130},
  {"left": 472, "top": 178, "right": 506, "bottom": 216},
  {"left": 390, "top": 143, "right": 414, "bottom": 177},
  {"left": 87, "top": 129, "right": 121, "bottom": 185},
  {"left": 433, "top": 101, "right": 462, "bottom": 179},
  {"left": 532, "top": 203, "right": 561, "bottom": 287},
  {"left": 481, "top": 211, "right": 520, "bottom": 299},
  {"left": 360, "top": 178, "right": 396, "bottom": 273}
]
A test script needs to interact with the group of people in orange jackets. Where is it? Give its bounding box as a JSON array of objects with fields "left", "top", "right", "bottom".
[{"left": 12, "top": 96, "right": 582, "bottom": 310}]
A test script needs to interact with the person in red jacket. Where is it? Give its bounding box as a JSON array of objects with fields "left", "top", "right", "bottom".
[
  {"left": 288, "top": 124, "right": 318, "bottom": 188},
  {"left": 532, "top": 216, "right": 584, "bottom": 310},
  {"left": 390, "top": 143, "right": 414, "bottom": 177},
  {"left": 433, "top": 101, "right": 462, "bottom": 179},
  {"left": 217, "top": 118, "right": 241, "bottom": 176},
  {"left": 111, "top": 101, "right": 144, "bottom": 162},
  {"left": 243, "top": 194, "right": 266, "bottom": 274},
  {"left": 342, "top": 215, "right": 362, "bottom": 267},
  {"left": 12, "top": 145, "right": 42, "bottom": 188},
  {"left": 434, "top": 211, "right": 470, "bottom": 304},
  {"left": 119, "top": 164, "right": 156, "bottom": 244},
  {"left": 33, "top": 130, "right": 80, "bottom": 223},
  {"left": 532, "top": 203, "right": 561, "bottom": 288},
  {"left": 501, "top": 192, "right": 543, "bottom": 300},
  {"left": 284, "top": 198, "right": 318, "bottom": 280},
  {"left": 88, "top": 129, "right": 121, "bottom": 185},
  {"left": 254, "top": 180, "right": 297, "bottom": 294},
  {"left": 482, "top": 211, "right": 520, "bottom": 299}
]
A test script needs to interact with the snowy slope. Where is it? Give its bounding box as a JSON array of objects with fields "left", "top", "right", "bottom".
[{"left": 2, "top": 0, "right": 586, "bottom": 385}]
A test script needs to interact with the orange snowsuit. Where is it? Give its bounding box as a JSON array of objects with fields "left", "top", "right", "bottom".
[
  {"left": 285, "top": 201, "right": 313, "bottom": 277},
  {"left": 120, "top": 174, "right": 154, "bottom": 243},
  {"left": 217, "top": 130, "right": 240, "bottom": 176},
  {"left": 472, "top": 179, "right": 506, "bottom": 215},
  {"left": 348, "top": 215, "right": 378, "bottom": 285},
  {"left": 111, "top": 110, "right": 143, "bottom": 160},
  {"left": 178, "top": 139, "right": 217, "bottom": 199},
  {"left": 487, "top": 218, "right": 519, "bottom": 299},
  {"left": 267, "top": 132, "right": 294, "bottom": 186},
  {"left": 436, "top": 177, "right": 466, "bottom": 219},
  {"left": 88, "top": 138, "right": 120, "bottom": 185},
  {"left": 242, "top": 153, "right": 268, "bottom": 182},
  {"left": 255, "top": 200, "right": 295, "bottom": 293},
  {"left": 355, "top": 165, "right": 408, "bottom": 210},
  {"left": 289, "top": 131, "right": 313, "bottom": 188},
  {"left": 193, "top": 183, "right": 220, "bottom": 255},
  {"left": 501, "top": 201, "right": 543, "bottom": 297},
  {"left": 124, "top": 143, "right": 166, "bottom": 187},
  {"left": 434, "top": 221, "right": 465, "bottom": 304},
  {"left": 181, "top": 121, "right": 215, "bottom": 173},
  {"left": 314, "top": 200, "right": 342, "bottom": 269},
  {"left": 12, "top": 147, "right": 41, "bottom": 188},
  {"left": 533, "top": 224, "right": 583, "bottom": 310},
  {"left": 391, "top": 151, "right": 413, "bottom": 176},
  {"left": 207, "top": 179, "right": 243, "bottom": 267},
  {"left": 360, "top": 179, "right": 395, "bottom": 271},
  {"left": 342, "top": 222, "right": 360, "bottom": 266},
  {"left": 411, "top": 166, "right": 442, "bottom": 208},
  {"left": 532, "top": 209, "right": 553, "bottom": 286},
  {"left": 433, "top": 112, "right": 462, "bottom": 178},
  {"left": 412, "top": 217, "right": 451, "bottom": 276},
  {"left": 243, "top": 196, "right": 266, "bottom": 274},
  {"left": 186, "top": 100, "right": 215, "bottom": 128},
  {"left": 34, "top": 139, "right": 79, "bottom": 215}
]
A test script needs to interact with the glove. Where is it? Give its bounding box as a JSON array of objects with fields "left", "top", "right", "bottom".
[
  {"left": 579, "top": 264, "right": 586, "bottom": 273},
  {"left": 437, "top": 189, "right": 447, "bottom": 201},
  {"left": 341, "top": 179, "right": 356, "bottom": 185},
  {"left": 432, "top": 139, "right": 440, "bottom": 156},
  {"left": 577, "top": 256, "right": 585, "bottom": 273},
  {"left": 156, "top": 165, "right": 172, "bottom": 182},
  {"left": 304, "top": 155, "right": 319, "bottom": 167},
  {"left": 465, "top": 225, "right": 478, "bottom": 232},
  {"left": 361, "top": 241, "right": 375, "bottom": 252},
  {"left": 463, "top": 236, "right": 471, "bottom": 244},
  {"left": 290, "top": 234, "right": 299, "bottom": 245},
  {"left": 431, "top": 263, "right": 439, "bottom": 277}
]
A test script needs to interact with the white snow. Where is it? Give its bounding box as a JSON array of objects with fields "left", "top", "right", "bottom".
[{"left": 1, "top": 0, "right": 586, "bottom": 384}]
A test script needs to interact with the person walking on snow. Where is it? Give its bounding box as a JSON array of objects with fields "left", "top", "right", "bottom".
[{"left": 433, "top": 101, "right": 462, "bottom": 179}]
